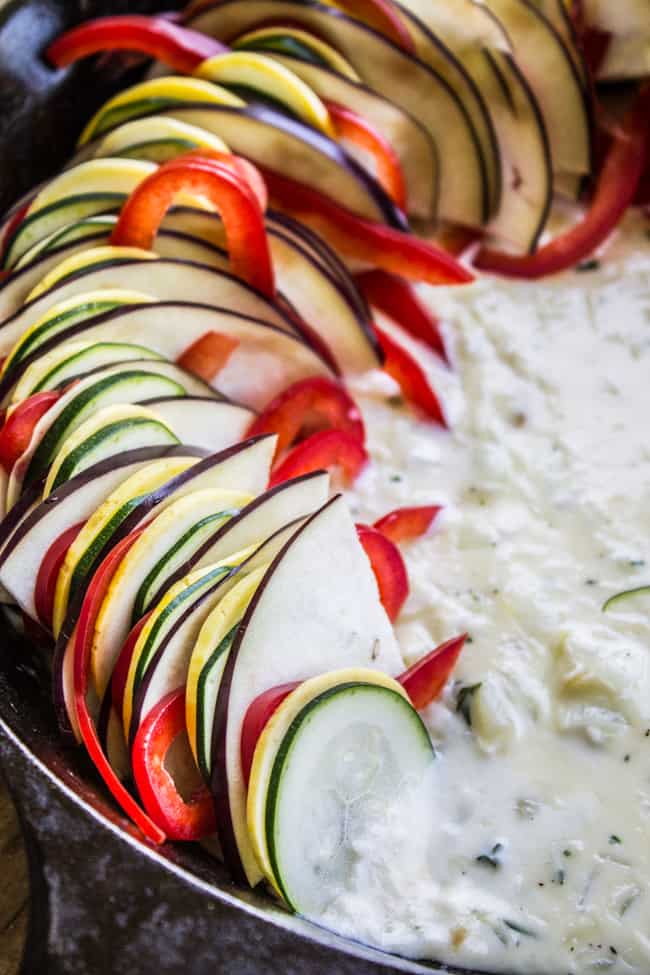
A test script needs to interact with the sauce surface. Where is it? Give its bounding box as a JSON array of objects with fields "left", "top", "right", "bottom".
[{"left": 319, "top": 217, "right": 650, "bottom": 974}]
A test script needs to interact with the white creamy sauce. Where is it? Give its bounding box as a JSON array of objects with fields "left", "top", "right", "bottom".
[{"left": 317, "top": 216, "right": 650, "bottom": 974}]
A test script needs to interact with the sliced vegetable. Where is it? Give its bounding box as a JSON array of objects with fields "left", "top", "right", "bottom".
[
  {"left": 132, "top": 689, "right": 217, "bottom": 841},
  {"left": 34, "top": 521, "right": 84, "bottom": 629},
  {"left": 475, "top": 85, "right": 650, "bottom": 278},
  {"left": 176, "top": 331, "right": 240, "bottom": 383},
  {"left": 374, "top": 504, "right": 442, "bottom": 543},
  {"left": 46, "top": 15, "right": 225, "bottom": 74},
  {"left": 374, "top": 324, "right": 447, "bottom": 424},
  {"left": 269, "top": 429, "right": 368, "bottom": 487},
  {"left": 355, "top": 269, "right": 447, "bottom": 363},
  {"left": 240, "top": 680, "right": 298, "bottom": 787},
  {"left": 111, "top": 154, "right": 275, "bottom": 298},
  {"left": 356, "top": 523, "right": 408, "bottom": 621},
  {"left": 247, "top": 377, "right": 364, "bottom": 458},
  {"left": 602, "top": 585, "right": 650, "bottom": 613},
  {"left": 261, "top": 168, "right": 472, "bottom": 286},
  {"left": 72, "top": 527, "right": 167, "bottom": 844},
  {"left": 333, "top": 0, "right": 415, "bottom": 52},
  {"left": 398, "top": 634, "right": 466, "bottom": 709},
  {"left": 251, "top": 678, "right": 433, "bottom": 912},
  {"left": 326, "top": 102, "right": 406, "bottom": 210},
  {"left": 0, "top": 391, "right": 60, "bottom": 473}
]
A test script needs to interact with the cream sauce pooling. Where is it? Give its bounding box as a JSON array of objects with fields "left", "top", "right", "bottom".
[{"left": 319, "top": 218, "right": 650, "bottom": 974}]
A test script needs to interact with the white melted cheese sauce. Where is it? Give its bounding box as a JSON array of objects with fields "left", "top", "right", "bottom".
[{"left": 317, "top": 217, "right": 650, "bottom": 974}]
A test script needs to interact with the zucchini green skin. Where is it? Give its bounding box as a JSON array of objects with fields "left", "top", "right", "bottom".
[
  {"left": 197, "top": 621, "right": 240, "bottom": 781},
  {"left": 603, "top": 585, "right": 650, "bottom": 612},
  {"left": 131, "top": 510, "right": 237, "bottom": 622},
  {"left": 265, "top": 681, "right": 433, "bottom": 909}
]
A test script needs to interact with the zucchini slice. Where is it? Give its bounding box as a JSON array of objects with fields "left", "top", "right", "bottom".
[
  {"left": 3, "top": 159, "right": 156, "bottom": 269},
  {"left": 603, "top": 585, "right": 650, "bottom": 614},
  {"left": 43, "top": 404, "right": 180, "bottom": 496},
  {"left": 233, "top": 25, "right": 361, "bottom": 79},
  {"left": 91, "top": 486, "right": 250, "bottom": 699},
  {"left": 0, "top": 444, "right": 203, "bottom": 619},
  {"left": 255, "top": 677, "right": 433, "bottom": 914},
  {"left": 210, "top": 494, "right": 404, "bottom": 886},
  {"left": 94, "top": 115, "right": 230, "bottom": 163}
]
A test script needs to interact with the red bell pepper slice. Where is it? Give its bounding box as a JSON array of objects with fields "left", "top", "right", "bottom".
[
  {"left": 374, "top": 505, "right": 442, "bottom": 544},
  {"left": 46, "top": 15, "right": 225, "bottom": 74},
  {"left": 111, "top": 154, "right": 275, "bottom": 298},
  {"left": 0, "top": 391, "right": 60, "bottom": 474},
  {"left": 72, "top": 528, "right": 167, "bottom": 845},
  {"left": 241, "top": 680, "right": 300, "bottom": 786},
  {"left": 326, "top": 102, "right": 407, "bottom": 211},
  {"left": 0, "top": 201, "right": 30, "bottom": 266},
  {"left": 374, "top": 324, "right": 447, "bottom": 426},
  {"left": 176, "top": 331, "right": 239, "bottom": 383},
  {"left": 355, "top": 269, "right": 448, "bottom": 364},
  {"left": 247, "top": 376, "right": 365, "bottom": 459},
  {"left": 260, "top": 168, "right": 474, "bottom": 286},
  {"left": 111, "top": 612, "right": 153, "bottom": 715},
  {"left": 132, "top": 689, "right": 217, "bottom": 841},
  {"left": 356, "top": 523, "right": 409, "bottom": 621},
  {"left": 269, "top": 428, "right": 368, "bottom": 487},
  {"left": 34, "top": 521, "right": 85, "bottom": 629},
  {"left": 398, "top": 634, "right": 466, "bottom": 709},
  {"left": 475, "top": 85, "right": 650, "bottom": 279}
]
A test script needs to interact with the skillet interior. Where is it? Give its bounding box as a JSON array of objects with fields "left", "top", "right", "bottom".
[{"left": 0, "top": 3, "right": 485, "bottom": 972}]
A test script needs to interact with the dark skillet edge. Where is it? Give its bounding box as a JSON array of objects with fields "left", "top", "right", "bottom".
[{"left": 0, "top": 3, "right": 481, "bottom": 973}]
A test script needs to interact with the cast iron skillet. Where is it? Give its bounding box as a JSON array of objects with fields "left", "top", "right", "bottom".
[{"left": 0, "top": 4, "right": 480, "bottom": 971}]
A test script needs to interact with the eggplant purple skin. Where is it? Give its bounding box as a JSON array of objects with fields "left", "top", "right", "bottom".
[{"left": 0, "top": 0, "right": 181, "bottom": 217}]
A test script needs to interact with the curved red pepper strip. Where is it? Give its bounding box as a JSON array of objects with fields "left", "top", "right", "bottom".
[
  {"left": 356, "top": 523, "right": 408, "bottom": 621},
  {"left": 241, "top": 681, "right": 299, "bottom": 787},
  {"left": 398, "top": 634, "right": 467, "bottom": 710},
  {"left": 475, "top": 85, "right": 650, "bottom": 278},
  {"left": 72, "top": 528, "right": 167, "bottom": 845},
  {"left": 260, "top": 168, "right": 474, "bottom": 286},
  {"left": 170, "top": 148, "right": 269, "bottom": 212},
  {"left": 374, "top": 505, "right": 442, "bottom": 544},
  {"left": 355, "top": 269, "right": 448, "bottom": 364},
  {"left": 34, "top": 521, "right": 85, "bottom": 629},
  {"left": 374, "top": 324, "right": 447, "bottom": 426},
  {"left": 176, "top": 331, "right": 239, "bottom": 383},
  {"left": 46, "top": 15, "right": 225, "bottom": 74},
  {"left": 0, "top": 391, "right": 61, "bottom": 474},
  {"left": 269, "top": 428, "right": 368, "bottom": 487},
  {"left": 0, "top": 201, "right": 30, "bottom": 266},
  {"left": 247, "top": 377, "right": 365, "bottom": 459},
  {"left": 132, "top": 689, "right": 217, "bottom": 841},
  {"left": 111, "top": 154, "right": 275, "bottom": 298},
  {"left": 326, "top": 102, "right": 407, "bottom": 211}
]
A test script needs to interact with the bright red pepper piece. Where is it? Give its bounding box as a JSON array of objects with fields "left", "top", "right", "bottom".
[
  {"left": 46, "top": 15, "right": 225, "bottom": 74},
  {"left": 374, "top": 324, "right": 447, "bottom": 425},
  {"left": 72, "top": 528, "right": 167, "bottom": 845},
  {"left": 474, "top": 86, "right": 650, "bottom": 278},
  {"left": 356, "top": 523, "right": 409, "bottom": 621},
  {"left": 0, "top": 201, "right": 30, "bottom": 266},
  {"left": 111, "top": 154, "right": 275, "bottom": 297},
  {"left": 177, "top": 331, "right": 239, "bottom": 383},
  {"left": 398, "top": 634, "right": 467, "bottom": 710},
  {"left": 0, "top": 391, "right": 60, "bottom": 474},
  {"left": 355, "top": 269, "right": 448, "bottom": 364},
  {"left": 326, "top": 102, "right": 407, "bottom": 211},
  {"left": 34, "top": 521, "right": 85, "bottom": 629},
  {"left": 374, "top": 505, "right": 442, "bottom": 544},
  {"left": 269, "top": 428, "right": 368, "bottom": 487},
  {"left": 247, "top": 376, "right": 365, "bottom": 459},
  {"left": 241, "top": 681, "right": 300, "bottom": 787},
  {"left": 260, "top": 168, "right": 474, "bottom": 286},
  {"left": 132, "top": 689, "right": 217, "bottom": 841}
]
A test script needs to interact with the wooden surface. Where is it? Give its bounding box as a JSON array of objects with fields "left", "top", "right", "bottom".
[{"left": 0, "top": 786, "right": 28, "bottom": 974}]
